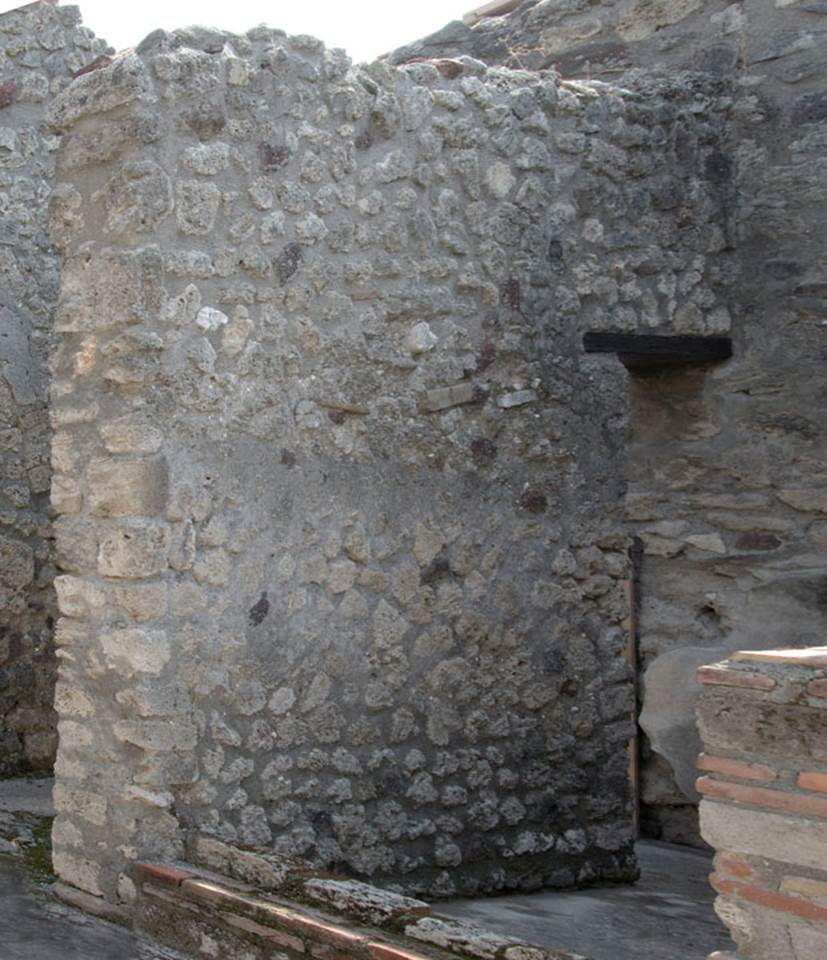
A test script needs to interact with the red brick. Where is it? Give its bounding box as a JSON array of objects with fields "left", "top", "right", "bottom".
[
  {"left": 71, "top": 55, "right": 113, "bottom": 79},
  {"left": 696, "top": 665, "right": 776, "bottom": 690},
  {"left": 310, "top": 944, "right": 364, "bottom": 960},
  {"left": 142, "top": 882, "right": 203, "bottom": 914},
  {"left": 368, "top": 943, "right": 433, "bottom": 960},
  {"left": 54, "top": 882, "right": 130, "bottom": 924},
  {"left": 808, "top": 679, "right": 827, "bottom": 698},
  {"left": 181, "top": 878, "right": 261, "bottom": 910},
  {"left": 279, "top": 912, "right": 368, "bottom": 951},
  {"left": 434, "top": 59, "right": 464, "bottom": 79},
  {"left": 732, "top": 647, "right": 827, "bottom": 668},
  {"left": 223, "top": 913, "right": 306, "bottom": 953},
  {"left": 134, "top": 862, "right": 194, "bottom": 887},
  {"left": 711, "top": 874, "right": 827, "bottom": 924},
  {"left": 798, "top": 772, "right": 827, "bottom": 794},
  {"left": 697, "top": 776, "right": 827, "bottom": 819},
  {"left": 697, "top": 754, "right": 777, "bottom": 783},
  {"left": 0, "top": 79, "right": 17, "bottom": 109},
  {"left": 182, "top": 878, "right": 370, "bottom": 953},
  {"left": 713, "top": 852, "right": 757, "bottom": 881}
]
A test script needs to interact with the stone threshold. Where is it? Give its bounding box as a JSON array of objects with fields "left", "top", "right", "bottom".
[{"left": 132, "top": 853, "right": 587, "bottom": 960}]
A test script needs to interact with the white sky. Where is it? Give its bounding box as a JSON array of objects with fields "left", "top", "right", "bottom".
[{"left": 16, "top": 2, "right": 467, "bottom": 63}]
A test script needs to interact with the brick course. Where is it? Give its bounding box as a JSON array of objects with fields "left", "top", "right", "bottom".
[{"left": 697, "top": 755, "right": 777, "bottom": 784}]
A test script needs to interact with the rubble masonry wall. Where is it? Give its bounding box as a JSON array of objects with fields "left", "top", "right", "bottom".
[
  {"left": 390, "top": 0, "right": 827, "bottom": 847},
  {"left": 47, "top": 24, "right": 727, "bottom": 903},
  {"left": 0, "top": 0, "right": 108, "bottom": 774}
]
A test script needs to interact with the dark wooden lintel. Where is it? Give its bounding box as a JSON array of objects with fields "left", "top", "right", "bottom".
[{"left": 583, "top": 332, "right": 732, "bottom": 372}]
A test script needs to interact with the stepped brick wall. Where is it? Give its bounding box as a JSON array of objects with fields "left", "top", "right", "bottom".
[{"left": 698, "top": 648, "right": 827, "bottom": 960}]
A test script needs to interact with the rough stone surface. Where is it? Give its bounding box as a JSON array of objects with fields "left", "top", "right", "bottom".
[
  {"left": 0, "top": 5, "right": 823, "bottom": 955},
  {"left": 0, "top": 1, "right": 110, "bottom": 776},
  {"left": 394, "top": 0, "right": 827, "bottom": 849},
  {"left": 47, "top": 21, "right": 655, "bottom": 903}
]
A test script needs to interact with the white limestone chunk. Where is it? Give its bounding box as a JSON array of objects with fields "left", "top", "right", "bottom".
[{"left": 196, "top": 306, "right": 229, "bottom": 332}]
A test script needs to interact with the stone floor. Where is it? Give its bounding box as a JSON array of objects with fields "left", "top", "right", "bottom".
[
  {"left": 0, "top": 862, "right": 190, "bottom": 960},
  {"left": 0, "top": 778, "right": 732, "bottom": 960},
  {"left": 440, "top": 840, "right": 733, "bottom": 960},
  {"left": 0, "top": 777, "right": 186, "bottom": 959}
]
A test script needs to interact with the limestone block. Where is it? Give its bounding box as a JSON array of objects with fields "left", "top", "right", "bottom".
[
  {"left": 778, "top": 489, "right": 827, "bottom": 514},
  {"left": 124, "top": 784, "right": 175, "bottom": 808},
  {"left": 53, "top": 784, "right": 107, "bottom": 826},
  {"left": 406, "top": 322, "right": 438, "bottom": 355},
  {"left": 58, "top": 109, "right": 164, "bottom": 172},
  {"left": 220, "top": 307, "right": 252, "bottom": 355},
  {"left": 52, "top": 431, "right": 79, "bottom": 473},
  {"left": 700, "top": 801, "right": 827, "bottom": 873},
  {"left": 98, "top": 520, "right": 170, "bottom": 578},
  {"left": 56, "top": 720, "right": 94, "bottom": 750},
  {"left": 46, "top": 52, "right": 152, "bottom": 130},
  {"left": 87, "top": 457, "right": 168, "bottom": 518},
  {"left": 304, "top": 877, "right": 430, "bottom": 926},
  {"left": 101, "top": 627, "right": 171, "bottom": 675},
  {"left": 52, "top": 849, "right": 105, "bottom": 898},
  {"left": 97, "top": 159, "right": 174, "bottom": 235},
  {"left": 617, "top": 0, "right": 703, "bottom": 43},
  {"left": 176, "top": 180, "right": 221, "bottom": 235},
  {"left": 52, "top": 818, "right": 84, "bottom": 848},
  {"left": 54, "top": 683, "right": 95, "bottom": 718},
  {"left": 54, "top": 575, "right": 106, "bottom": 619},
  {"left": 113, "top": 718, "right": 197, "bottom": 752},
  {"left": 406, "top": 916, "right": 521, "bottom": 959},
  {"left": 55, "top": 247, "right": 164, "bottom": 333},
  {"left": 54, "top": 515, "right": 99, "bottom": 574},
  {"left": 50, "top": 401, "right": 100, "bottom": 428},
  {"left": 698, "top": 692, "right": 827, "bottom": 764},
  {"left": 485, "top": 161, "right": 516, "bottom": 199},
  {"left": 189, "top": 836, "right": 291, "bottom": 889},
  {"left": 115, "top": 678, "right": 192, "bottom": 718},
  {"left": 100, "top": 417, "right": 163, "bottom": 455},
  {"left": 182, "top": 142, "right": 230, "bottom": 175},
  {"left": 51, "top": 475, "right": 83, "bottom": 515},
  {"left": 110, "top": 581, "right": 168, "bottom": 622},
  {"left": 48, "top": 183, "right": 84, "bottom": 251}
]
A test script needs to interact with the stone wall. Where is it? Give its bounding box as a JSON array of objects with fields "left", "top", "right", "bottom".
[
  {"left": 391, "top": 0, "right": 827, "bottom": 847},
  {"left": 698, "top": 648, "right": 827, "bottom": 960},
  {"left": 0, "top": 0, "right": 108, "bottom": 775},
  {"left": 622, "top": 0, "right": 827, "bottom": 848},
  {"left": 38, "top": 20, "right": 745, "bottom": 905}
]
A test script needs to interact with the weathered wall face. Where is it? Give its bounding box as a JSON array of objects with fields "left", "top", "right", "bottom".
[
  {"left": 391, "top": 0, "right": 827, "bottom": 847},
  {"left": 697, "top": 649, "right": 827, "bottom": 960},
  {"left": 0, "top": 0, "right": 108, "bottom": 774},
  {"left": 620, "top": 0, "right": 827, "bottom": 849},
  {"left": 39, "top": 25, "right": 741, "bottom": 903}
]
